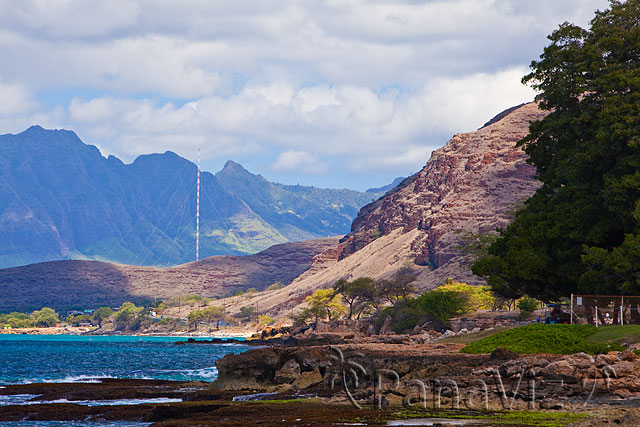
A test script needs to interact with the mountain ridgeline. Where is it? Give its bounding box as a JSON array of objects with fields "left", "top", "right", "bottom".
[{"left": 0, "top": 126, "right": 384, "bottom": 268}]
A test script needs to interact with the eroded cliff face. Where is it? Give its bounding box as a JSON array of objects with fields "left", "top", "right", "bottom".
[
  {"left": 338, "top": 102, "right": 547, "bottom": 286},
  {"left": 219, "top": 103, "right": 548, "bottom": 317}
]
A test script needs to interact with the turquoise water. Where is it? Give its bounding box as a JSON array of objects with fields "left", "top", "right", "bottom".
[{"left": 0, "top": 334, "right": 249, "bottom": 384}]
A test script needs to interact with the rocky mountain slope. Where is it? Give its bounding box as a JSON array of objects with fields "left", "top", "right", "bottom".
[
  {"left": 222, "top": 102, "right": 548, "bottom": 317},
  {"left": 0, "top": 237, "right": 338, "bottom": 312},
  {"left": 0, "top": 126, "right": 381, "bottom": 268}
]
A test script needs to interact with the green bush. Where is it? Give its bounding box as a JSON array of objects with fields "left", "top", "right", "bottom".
[
  {"left": 382, "top": 289, "right": 465, "bottom": 333},
  {"left": 517, "top": 296, "right": 540, "bottom": 313},
  {"left": 461, "top": 324, "right": 624, "bottom": 355}
]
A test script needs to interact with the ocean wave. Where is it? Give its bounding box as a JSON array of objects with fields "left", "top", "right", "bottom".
[{"left": 34, "top": 398, "right": 182, "bottom": 406}]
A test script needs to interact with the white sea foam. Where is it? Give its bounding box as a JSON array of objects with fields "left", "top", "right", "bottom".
[
  {"left": 34, "top": 398, "right": 182, "bottom": 406},
  {"left": 232, "top": 392, "right": 278, "bottom": 402},
  {"left": 0, "top": 394, "right": 40, "bottom": 406}
]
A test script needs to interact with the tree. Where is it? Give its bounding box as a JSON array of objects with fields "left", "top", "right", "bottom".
[
  {"left": 473, "top": 0, "right": 640, "bottom": 300},
  {"left": 238, "top": 305, "right": 256, "bottom": 319},
  {"left": 92, "top": 307, "right": 113, "bottom": 327},
  {"left": 202, "top": 306, "right": 225, "bottom": 329},
  {"left": 187, "top": 310, "right": 203, "bottom": 330},
  {"left": 305, "top": 289, "right": 346, "bottom": 323},
  {"left": 434, "top": 279, "right": 495, "bottom": 313},
  {"left": 115, "top": 302, "right": 144, "bottom": 323},
  {"left": 1, "top": 312, "right": 33, "bottom": 328},
  {"left": 333, "top": 277, "right": 379, "bottom": 319},
  {"left": 31, "top": 307, "right": 60, "bottom": 327},
  {"left": 378, "top": 267, "right": 417, "bottom": 305},
  {"left": 381, "top": 289, "right": 465, "bottom": 333}
]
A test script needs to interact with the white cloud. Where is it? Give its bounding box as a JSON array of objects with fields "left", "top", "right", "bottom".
[
  {"left": 0, "top": 0, "right": 611, "bottom": 187},
  {"left": 0, "top": 79, "right": 37, "bottom": 116},
  {"left": 271, "top": 151, "right": 327, "bottom": 174}
]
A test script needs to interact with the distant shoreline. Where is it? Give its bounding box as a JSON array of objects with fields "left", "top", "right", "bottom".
[{"left": 0, "top": 327, "right": 254, "bottom": 338}]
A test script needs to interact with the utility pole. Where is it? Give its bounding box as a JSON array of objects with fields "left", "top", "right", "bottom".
[{"left": 196, "top": 148, "right": 200, "bottom": 261}]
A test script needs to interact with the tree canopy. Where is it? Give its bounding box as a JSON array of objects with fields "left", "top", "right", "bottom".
[{"left": 473, "top": 0, "right": 640, "bottom": 300}]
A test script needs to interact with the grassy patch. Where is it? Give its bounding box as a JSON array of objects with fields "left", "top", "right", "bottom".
[
  {"left": 587, "top": 324, "right": 640, "bottom": 345},
  {"left": 460, "top": 324, "right": 625, "bottom": 355},
  {"left": 387, "top": 407, "right": 588, "bottom": 426}
]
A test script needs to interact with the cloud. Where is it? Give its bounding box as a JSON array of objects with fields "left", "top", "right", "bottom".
[
  {"left": 271, "top": 151, "right": 327, "bottom": 174},
  {"left": 0, "top": 78, "right": 38, "bottom": 116},
  {"left": 0, "top": 0, "right": 611, "bottom": 188}
]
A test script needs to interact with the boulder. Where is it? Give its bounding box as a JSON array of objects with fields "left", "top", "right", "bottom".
[
  {"left": 293, "top": 369, "right": 323, "bottom": 389},
  {"left": 439, "top": 330, "right": 456, "bottom": 339},
  {"left": 489, "top": 347, "right": 519, "bottom": 362},
  {"left": 274, "top": 359, "right": 301, "bottom": 384},
  {"left": 542, "top": 360, "right": 579, "bottom": 384}
]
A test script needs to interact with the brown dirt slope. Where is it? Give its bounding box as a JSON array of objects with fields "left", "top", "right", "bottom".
[{"left": 0, "top": 237, "right": 339, "bottom": 312}]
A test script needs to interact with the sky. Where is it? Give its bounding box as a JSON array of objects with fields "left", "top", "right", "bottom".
[{"left": 0, "top": 0, "right": 610, "bottom": 191}]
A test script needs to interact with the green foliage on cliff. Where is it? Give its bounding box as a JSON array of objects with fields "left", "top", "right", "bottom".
[
  {"left": 473, "top": 0, "right": 640, "bottom": 300},
  {"left": 461, "top": 324, "right": 624, "bottom": 354}
]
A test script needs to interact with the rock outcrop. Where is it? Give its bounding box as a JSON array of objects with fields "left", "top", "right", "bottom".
[
  {"left": 214, "top": 343, "right": 640, "bottom": 410},
  {"left": 221, "top": 102, "right": 548, "bottom": 317},
  {"left": 339, "top": 102, "right": 547, "bottom": 286}
]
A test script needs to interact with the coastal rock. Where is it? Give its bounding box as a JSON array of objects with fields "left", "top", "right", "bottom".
[
  {"left": 275, "top": 359, "right": 302, "bottom": 384},
  {"left": 541, "top": 360, "right": 579, "bottom": 384}
]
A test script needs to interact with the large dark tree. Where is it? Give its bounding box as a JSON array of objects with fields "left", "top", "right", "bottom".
[{"left": 473, "top": 0, "right": 640, "bottom": 300}]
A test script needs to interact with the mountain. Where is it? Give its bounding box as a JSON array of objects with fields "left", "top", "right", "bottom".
[
  {"left": 0, "top": 126, "right": 384, "bottom": 268},
  {"left": 0, "top": 237, "right": 339, "bottom": 312},
  {"left": 365, "top": 177, "right": 405, "bottom": 194},
  {"left": 220, "top": 102, "right": 549, "bottom": 317},
  {"left": 215, "top": 160, "right": 377, "bottom": 241}
]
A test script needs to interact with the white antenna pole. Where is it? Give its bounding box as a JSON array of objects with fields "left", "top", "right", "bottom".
[{"left": 196, "top": 148, "right": 200, "bottom": 262}]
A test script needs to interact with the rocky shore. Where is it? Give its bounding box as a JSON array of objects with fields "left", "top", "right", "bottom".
[{"left": 5, "top": 320, "right": 640, "bottom": 426}]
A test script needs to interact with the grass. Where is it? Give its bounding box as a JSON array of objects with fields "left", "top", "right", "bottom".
[
  {"left": 460, "top": 324, "right": 625, "bottom": 355},
  {"left": 587, "top": 324, "right": 640, "bottom": 344},
  {"left": 387, "top": 407, "right": 588, "bottom": 427}
]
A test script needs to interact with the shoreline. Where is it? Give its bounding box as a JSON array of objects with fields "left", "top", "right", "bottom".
[{"left": 0, "top": 327, "right": 255, "bottom": 339}]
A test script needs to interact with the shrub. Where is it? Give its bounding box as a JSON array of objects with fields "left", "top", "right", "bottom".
[
  {"left": 258, "top": 314, "right": 275, "bottom": 326},
  {"left": 266, "top": 282, "right": 285, "bottom": 291}
]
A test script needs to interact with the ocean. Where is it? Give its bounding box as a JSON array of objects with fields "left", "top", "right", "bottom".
[
  {"left": 0, "top": 334, "right": 250, "bottom": 426},
  {"left": 0, "top": 334, "right": 249, "bottom": 385}
]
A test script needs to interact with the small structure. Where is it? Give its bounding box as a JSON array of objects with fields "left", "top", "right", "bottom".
[{"left": 570, "top": 294, "right": 640, "bottom": 326}]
